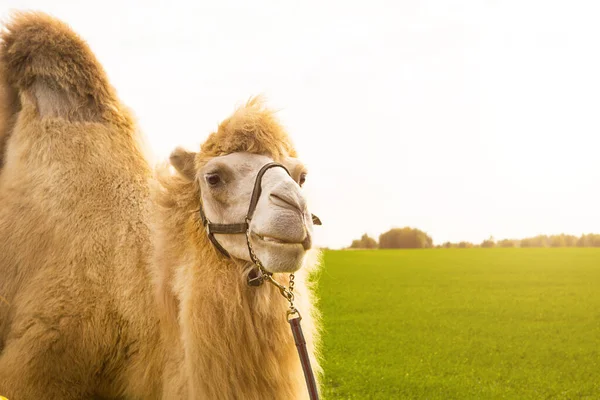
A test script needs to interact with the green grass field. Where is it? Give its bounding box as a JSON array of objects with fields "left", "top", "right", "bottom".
[{"left": 317, "top": 248, "right": 600, "bottom": 399}]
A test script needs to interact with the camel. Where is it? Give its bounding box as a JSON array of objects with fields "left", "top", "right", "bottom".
[{"left": 0, "top": 11, "right": 322, "bottom": 399}]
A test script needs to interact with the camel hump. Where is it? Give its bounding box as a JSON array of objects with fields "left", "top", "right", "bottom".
[{"left": 0, "top": 11, "right": 119, "bottom": 121}]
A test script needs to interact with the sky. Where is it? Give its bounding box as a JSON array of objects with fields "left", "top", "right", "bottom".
[{"left": 2, "top": 0, "right": 600, "bottom": 249}]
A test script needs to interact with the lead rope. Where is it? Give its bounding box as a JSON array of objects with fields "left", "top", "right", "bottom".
[
  {"left": 285, "top": 276, "right": 321, "bottom": 400},
  {"left": 264, "top": 273, "right": 320, "bottom": 400},
  {"left": 245, "top": 228, "right": 319, "bottom": 399}
]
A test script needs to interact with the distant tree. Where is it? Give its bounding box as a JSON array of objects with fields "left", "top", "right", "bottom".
[
  {"left": 361, "top": 234, "right": 377, "bottom": 249},
  {"left": 520, "top": 235, "right": 550, "bottom": 248},
  {"left": 548, "top": 234, "right": 578, "bottom": 248},
  {"left": 563, "top": 234, "right": 578, "bottom": 247},
  {"left": 550, "top": 235, "right": 566, "bottom": 248},
  {"left": 481, "top": 236, "right": 495, "bottom": 248},
  {"left": 577, "top": 233, "right": 600, "bottom": 247},
  {"left": 379, "top": 227, "right": 433, "bottom": 249},
  {"left": 498, "top": 239, "right": 516, "bottom": 248},
  {"left": 457, "top": 241, "right": 474, "bottom": 249},
  {"left": 349, "top": 233, "right": 378, "bottom": 249}
]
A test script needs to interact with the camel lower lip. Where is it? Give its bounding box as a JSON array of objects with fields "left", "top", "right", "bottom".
[
  {"left": 256, "top": 234, "right": 300, "bottom": 245},
  {"left": 263, "top": 236, "right": 286, "bottom": 244},
  {"left": 254, "top": 233, "right": 302, "bottom": 245},
  {"left": 254, "top": 233, "right": 312, "bottom": 250}
]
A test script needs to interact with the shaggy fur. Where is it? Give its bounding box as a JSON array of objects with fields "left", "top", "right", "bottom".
[
  {"left": 0, "top": 11, "right": 164, "bottom": 399},
  {"left": 0, "top": 11, "right": 321, "bottom": 399},
  {"left": 198, "top": 96, "right": 297, "bottom": 162}
]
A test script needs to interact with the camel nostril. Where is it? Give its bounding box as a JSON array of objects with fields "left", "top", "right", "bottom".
[{"left": 270, "top": 193, "right": 303, "bottom": 213}]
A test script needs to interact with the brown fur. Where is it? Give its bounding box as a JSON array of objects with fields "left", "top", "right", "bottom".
[
  {"left": 0, "top": 11, "right": 321, "bottom": 399},
  {"left": 0, "top": 11, "right": 125, "bottom": 124},
  {"left": 0, "top": 11, "right": 165, "bottom": 399}
]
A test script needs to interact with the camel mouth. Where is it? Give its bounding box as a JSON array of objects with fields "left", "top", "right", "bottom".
[{"left": 253, "top": 233, "right": 312, "bottom": 250}]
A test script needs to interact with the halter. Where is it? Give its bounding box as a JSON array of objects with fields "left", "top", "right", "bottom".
[
  {"left": 197, "top": 161, "right": 322, "bottom": 399},
  {"left": 198, "top": 162, "right": 322, "bottom": 285}
]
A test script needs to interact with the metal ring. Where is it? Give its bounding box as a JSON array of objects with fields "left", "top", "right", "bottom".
[{"left": 287, "top": 308, "right": 302, "bottom": 320}]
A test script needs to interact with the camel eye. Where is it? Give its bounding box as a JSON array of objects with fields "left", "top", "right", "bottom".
[
  {"left": 206, "top": 173, "right": 221, "bottom": 187},
  {"left": 299, "top": 173, "right": 307, "bottom": 187}
]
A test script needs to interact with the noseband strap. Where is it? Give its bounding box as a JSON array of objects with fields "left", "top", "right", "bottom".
[{"left": 247, "top": 163, "right": 291, "bottom": 221}]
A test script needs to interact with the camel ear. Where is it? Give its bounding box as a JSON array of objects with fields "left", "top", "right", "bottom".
[{"left": 169, "top": 147, "right": 197, "bottom": 181}]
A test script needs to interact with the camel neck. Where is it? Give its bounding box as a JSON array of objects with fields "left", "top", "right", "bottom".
[{"left": 176, "top": 253, "right": 306, "bottom": 399}]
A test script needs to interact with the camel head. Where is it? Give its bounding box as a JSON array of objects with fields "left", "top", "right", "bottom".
[{"left": 169, "top": 98, "right": 319, "bottom": 273}]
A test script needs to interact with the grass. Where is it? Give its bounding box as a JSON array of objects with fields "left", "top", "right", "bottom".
[{"left": 317, "top": 248, "right": 600, "bottom": 399}]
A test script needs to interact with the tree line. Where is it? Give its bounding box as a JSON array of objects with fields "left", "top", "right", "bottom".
[
  {"left": 348, "top": 228, "right": 600, "bottom": 249},
  {"left": 349, "top": 227, "right": 433, "bottom": 249}
]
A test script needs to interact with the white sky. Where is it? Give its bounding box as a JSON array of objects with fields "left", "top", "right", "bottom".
[{"left": 2, "top": 1, "right": 600, "bottom": 249}]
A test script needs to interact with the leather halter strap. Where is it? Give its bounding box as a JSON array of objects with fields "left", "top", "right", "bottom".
[
  {"left": 289, "top": 316, "right": 320, "bottom": 399},
  {"left": 247, "top": 163, "right": 291, "bottom": 221},
  {"left": 199, "top": 163, "right": 290, "bottom": 258},
  {"left": 199, "top": 161, "right": 322, "bottom": 259}
]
